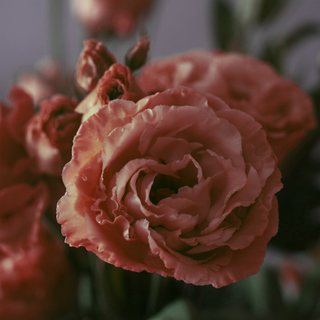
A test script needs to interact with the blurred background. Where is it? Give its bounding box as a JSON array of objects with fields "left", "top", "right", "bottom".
[
  {"left": 2, "top": 0, "right": 320, "bottom": 99},
  {"left": 0, "top": 0, "right": 211, "bottom": 98}
]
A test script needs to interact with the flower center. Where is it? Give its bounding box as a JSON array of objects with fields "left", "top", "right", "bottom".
[{"left": 149, "top": 174, "right": 180, "bottom": 205}]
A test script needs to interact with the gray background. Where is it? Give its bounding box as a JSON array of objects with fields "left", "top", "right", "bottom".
[{"left": 1, "top": 0, "right": 320, "bottom": 98}]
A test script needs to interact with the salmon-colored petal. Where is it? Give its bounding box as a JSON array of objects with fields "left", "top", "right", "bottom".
[{"left": 58, "top": 87, "right": 282, "bottom": 288}]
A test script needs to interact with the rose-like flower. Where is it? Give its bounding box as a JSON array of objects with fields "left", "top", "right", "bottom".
[
  {"left": 57, "top": 87, "right": 282, "bottom": 287},
  {"left": 138, "top": 51, "right": 316, "bottom": 162},
  {"left": 0, "top": 225, "right": 78, "bottom": 320},
  {"left": 25, "top": 95, "right": 82, "bottom": 176},
  {"left": 70, "top": 0, "right": 155, "bottom": 37},
  {"left": 76, "top": 39, "right": 117, "bottom": 93},
  {"left": 76, "top": 63, "right": 145, "bottom": 121}
]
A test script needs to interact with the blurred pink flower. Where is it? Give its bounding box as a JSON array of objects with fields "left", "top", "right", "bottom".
[
  {"left": 0, "top": 87, "right": 77, "bottom": 319},
  {"left": 0, "top": 224, "right": 78, "bottom": 320},
  {"left": 71, "top": 0, "right": 156, "bottom": 37},
  {"left": 25, "top": 95, "right": 81, "bottom": 176},
  {"left": 138, "top": 50, "right": 316, "bottom": 163}
]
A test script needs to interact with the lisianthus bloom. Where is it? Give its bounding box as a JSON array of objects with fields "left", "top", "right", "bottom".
[
  {"left": 25, "top": 95, "right": 82, "bottom": 176},
  {"left": 0, "top": 86, "right": 47, "bottom": 250},
  {"left": 76, "top": 63, "right": 145, "bottom": 121},
  {"left": 70, "top": 0, "right": 155, "bottom": 37},
  {"left": 76, "top": 39, "right": 117, "bottom": 93},
  {"left": 57, "top": 87, "right": 282, "bottom": 288},
  {"left": 138, "top": 51, "right": 316, "bottom": 163}
]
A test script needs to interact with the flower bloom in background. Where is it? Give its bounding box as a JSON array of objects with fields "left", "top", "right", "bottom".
[
  {"left": 0, "top": 225, "right": 78, "bottom": 320},
  {"left": 0, "top": 87, "right": 77, "bottom": 320},
  {"left": 24, "top": 95, "right": 82, "bottom": 216},
  {"left": 0, "top": 181, "right": 78, "bottom": 320},
  {"left": 70, "top": 0, "right": 156, "bottom": 37},
  {"left": 25, "top": 95, "right": 82, "bottom": 176},
  {"left": 138, "top": 51, "right": 316, "bottom": 163},
  {"left": 57, "top": 87, "right": 282, "bottom": 288}
]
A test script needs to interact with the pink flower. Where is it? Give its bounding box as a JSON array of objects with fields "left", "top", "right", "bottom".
[
  {"left": 76, "top": 39, "right": 117, "bottom": 93},
  {"left": 0, "top": 225, "right": 78, "bottom": 320},
  {"left": 138, "top": 51, "right": 316, "bottom": 162},
  {"left": 25, "top": 95, "right": 82, "bottom": 176},
  {"left": 0, "top": 86, "right": 48, "bottom": 250},
  {"left": 57, "top": 87, "right": 282, "bottom": 288},
  {"left": 70, "top": 0, "right": 156, "bottom": 37},
  {"left": 76, "top": 63, "right": 145, "bottom": 121},
  {"left": 0, "top": 87, "right": 77, "bottom": 319}
]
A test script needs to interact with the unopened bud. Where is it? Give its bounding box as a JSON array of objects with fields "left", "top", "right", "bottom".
[{"left": 125, "top": 35, "right": 150, "bottom": 72}]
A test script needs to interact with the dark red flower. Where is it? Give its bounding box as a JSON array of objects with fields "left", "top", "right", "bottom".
[{"left": 25, "top": 95, "right": 82, "bottom": 175}]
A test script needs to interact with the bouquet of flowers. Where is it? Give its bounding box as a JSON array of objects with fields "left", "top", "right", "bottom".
[{"left": 1, "top": 1, "right": 320, "bottom": 319}]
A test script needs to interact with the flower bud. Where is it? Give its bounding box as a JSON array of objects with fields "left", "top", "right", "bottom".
[{"left": 125, "top": 34, "right": 150, "bottom": 72}]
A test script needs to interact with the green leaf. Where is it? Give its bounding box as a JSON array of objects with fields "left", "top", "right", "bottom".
[{"left": 147, "top": 299, "right": 193, "bottom": 320}]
